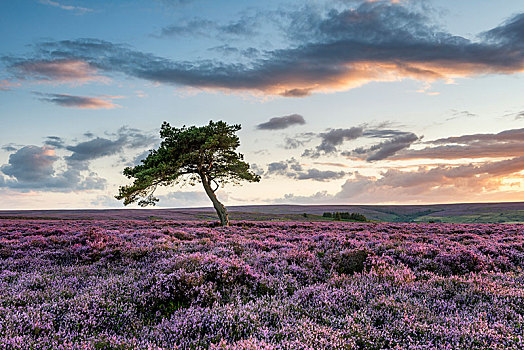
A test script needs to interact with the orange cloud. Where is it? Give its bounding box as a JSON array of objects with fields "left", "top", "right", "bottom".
[
  {"left": 0, "top": 80, "right": 21, "bottom": 91},
  {"left": 12, "top": 59, "right": 107, "bottom": 85},
  {"left": 35, "top": 93, "right": 121, "bottom": 109}
]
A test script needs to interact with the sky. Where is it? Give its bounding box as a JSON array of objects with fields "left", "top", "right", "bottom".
[{"left": 0, "top": 0, "right": 523, "bottom": 210}]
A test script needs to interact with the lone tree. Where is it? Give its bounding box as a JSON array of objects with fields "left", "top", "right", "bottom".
[{"left": 115, "top": 121, "right": 260, "bottom": 226}]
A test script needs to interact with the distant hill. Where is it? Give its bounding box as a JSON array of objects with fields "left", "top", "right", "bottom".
[{"left": 0, "top": 202, "right": 523, "bottom": 223}]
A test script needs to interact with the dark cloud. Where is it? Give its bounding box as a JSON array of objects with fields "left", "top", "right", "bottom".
[
  {"left": 6, "top": 3, "right": 524, "bottom": 96},
  {"left": 34, "top": 92, "right": 119, "bottom": 109},
  {"left": 295, "top": 168, "right": 347, "bottom": 181},
  {"left": 0, "top": 145, "right": 105, "bottom": 191},
  {"left": 249, "top": 163, "right": 265, "bottom": 177},
  {"left": 209, "top": 45, "right": 260, "bottom": 59},
  {"left": 131, "top": 149, "right": 152, "bottom": 166},
  {"left": 347, "top": 132, "right": 420, "bottom": 161},
  {"left": 280, "top": 88, "right": 313, "bottom": 97},
  {"left": 266, "top": 158, "right": 347, "bottom": 181},
  {"left": 66, "top": 126, "right": 156, "bottom": 163},
  {"left": 302, "top": 127, "right": 364, "bottom": 157},
  {"left": 393, "top": 128, "right": 524, "bottom": 160},
  {"left": 0, "top": 127, "right": 156, "bottom": 192},
  {"left": 66, "top": 137, "right": 126, "bottom": 162},
  {"left": 317, "top": 127, "right": 364, "bottom": 153},
  {"left": 1, "top": 146, "right": 57, "bottom": 183},
  {"left": 257, "top": 114, "right": 306, "bottom": 130},
  {"left": 482, "top": 13, "right": 524, "bottom": 46},
  {"left": 1, "top": 144, "right": 20, "bottom": 152},
  {"left": 158, "top": 15, "right": 258, "bottom": 38},
  {"left": 301, "top": 126, "right": 422, "bottom": 159},
  {"left": 43, "top": 136, "right": 66, "bottom": 149},
  {"left": 267, "top": 159, "right": 301, "bottom": 175},
  {"left": 219, "top": 16, "right": 258, "bottom": 37}
]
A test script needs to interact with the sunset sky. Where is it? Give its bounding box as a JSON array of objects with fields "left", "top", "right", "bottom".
[{"left": 0, "top": 0, "right": 523, "bottom": 209}]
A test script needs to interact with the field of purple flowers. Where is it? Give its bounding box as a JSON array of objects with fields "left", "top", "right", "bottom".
[{"left": 1, "top": 219, "right": 523, "bottom": 349}]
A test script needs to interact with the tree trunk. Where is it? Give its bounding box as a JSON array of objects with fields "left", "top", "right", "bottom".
[{"left": 199, "top": 173, "right": 229, "bottom": 226}]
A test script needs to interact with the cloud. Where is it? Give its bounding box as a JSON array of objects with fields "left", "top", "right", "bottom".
[
  {"left": 1, "top": 144, "right": 20, "bottom": 152},
  {"left": 295, "top": 168, "right": 347, "bottom": 181},
  {"left": 267, "top": 160, "right": 298, "bottom": 174},
  {"left": 279, "top": 88, "right": 314, "bottom": 97},
  {"left": 280, "top": 156, "right": 524, "bottom": 204},
  {"left": 209, "top": 45, "right": 260, "bottom": 59},
  {"left": 283, "top": 132, "right": 316, "bottom": 149},
  {"left": 66, "top": 138, "right": 127, "bottom": 162},
  {"left": 66, "top": 126, "right": 156, "bottom": 163},
  {"left": 446, "top": 110, "right": 477, "bottom": 121},
  {"left": 313, "top": 162, "right": 349, "bottom": 168},
  {"left": 35, "top": 93, "right": 120, "bottom": 109},
  {"left": 266, "top": 158, "right": 347, "bottom": 181},
  {"left": 257, "top": 114, "right": 306, "bottom": 130},
  {"left": 393, "top": 128, "right": 524, "bottom": 160},
  {"left": 0, "top": 127, "right": 156, "bottom": 192},
  {"left": 249, "top": 163, "right": 265, "bottom": 177},
  {"left": 7, "top": 3, "right": 524, "bottom": 96},
  {"left": 9, "top": 59, "right": 105, "bottom": 85},
  {"left": 301, "top": 126, "right": 421, "bottom": 160},
  {"left": 0, "top": 145, "right": 105, "bottom": 191},
  {"left": 1, "top": 146, "right": 57, "bottom": 183},
  {"left": 347, "top": 132, "right": 419, "bottom": 161},
  {"left": 43, "top": 136, "right": 66, "bottom": 149},
  {"left": 38, "top": 0, "right": 93, "bottom": 13},
  {"left": 311, "top": 127, "right": 364, "bottom": 154},
  {"left": 0, "top": 80, "right": 21, "bottom": 91},
  {"left": 159, "top": 16, "right": 258, "bottom": 38},
  {"left": 159, "top": 18, "right": 215, "bottom": 37}
]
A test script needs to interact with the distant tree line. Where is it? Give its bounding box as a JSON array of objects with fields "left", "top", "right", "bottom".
[{"left": 323, "top": 212, "right": 368, "bottom": 222}]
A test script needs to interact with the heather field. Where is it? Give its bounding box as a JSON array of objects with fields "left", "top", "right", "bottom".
[{"left": 1, "top": 219, "right": 524, "bottom": 349}]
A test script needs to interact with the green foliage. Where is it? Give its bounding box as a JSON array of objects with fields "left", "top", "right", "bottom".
[
  {"left": 115, "top": 120, "right": 260, "bottom": 207},
  {"left": 328, "top": 212, "right": 368, "bottom": 222}
]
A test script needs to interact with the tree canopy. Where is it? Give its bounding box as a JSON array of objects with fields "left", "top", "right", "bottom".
[{"left": 115, "top": 120, "right": 260, "bottom": 226}]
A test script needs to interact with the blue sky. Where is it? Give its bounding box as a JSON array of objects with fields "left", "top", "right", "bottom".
[{"left": 0, "top": 0, "right": 523, "bottom": 209}]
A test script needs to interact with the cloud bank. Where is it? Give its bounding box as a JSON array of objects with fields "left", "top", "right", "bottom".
[
  {"left": 0, "top": 127, "right": 156, "bottom": 192},
  {"left": 5, "top": 2, "right": 524, "bottom": 96},
  {"left": 266, "top": 158, "right": 347, "bottom": 181},
  {"left": 301, "top": 126, "right": 421, "bottom": 160}
]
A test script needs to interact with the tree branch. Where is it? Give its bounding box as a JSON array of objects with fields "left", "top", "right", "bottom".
[{"left": 211, "top": 179, "right": 220, "bottom": 192}]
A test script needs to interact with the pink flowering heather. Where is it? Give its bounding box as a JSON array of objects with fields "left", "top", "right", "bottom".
[{"left": 0, "top": 219, "right": 523, "bottom": 349}]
